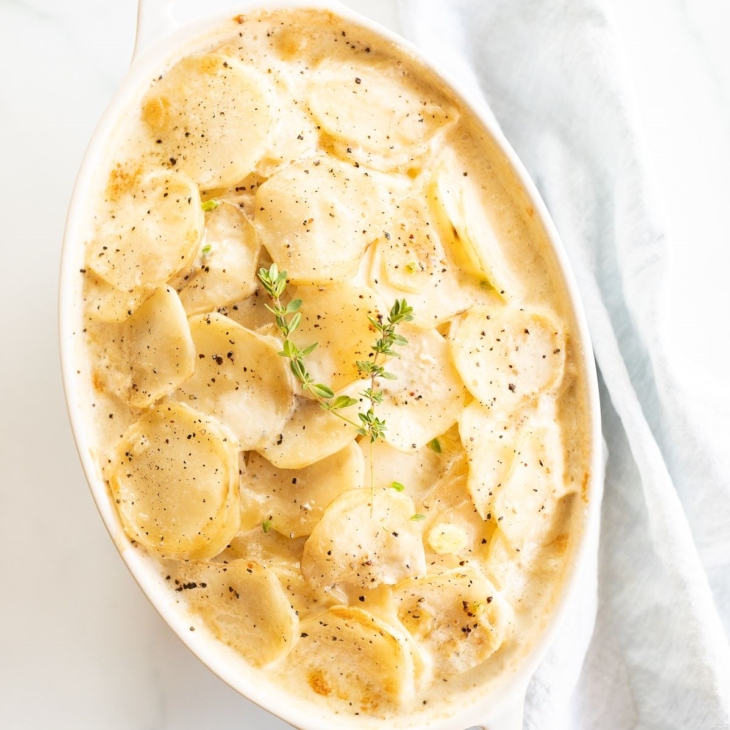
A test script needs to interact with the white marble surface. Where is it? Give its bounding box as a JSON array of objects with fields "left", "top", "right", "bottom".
[{"left": 0, "top": 1, "right": 727, "bottom": 728}]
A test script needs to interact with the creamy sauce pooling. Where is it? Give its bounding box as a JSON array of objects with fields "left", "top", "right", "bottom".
[{"left": 74, "top": 8, "right": 591, "bottom": 724}]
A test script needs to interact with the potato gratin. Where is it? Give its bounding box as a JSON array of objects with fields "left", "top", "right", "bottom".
[{"left": 74, "top": 8, "right": 591, "bottom": 722}]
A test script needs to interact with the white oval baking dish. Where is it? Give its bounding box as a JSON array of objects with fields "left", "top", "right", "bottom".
[{"left": 59, "top": 2, "right": 602, "bottom": 728}]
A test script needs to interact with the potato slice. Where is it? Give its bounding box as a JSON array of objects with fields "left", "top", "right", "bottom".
[
  {"left": 458, "top": 400, "right": 523, "bottom": 520},
  {"left": 378, "top": 197, "right": 446, "bottom": 294},
  {"left": 368, "top": 194, "right": 499, "bottom": 330},
  {"left": 108, "top": 403, "right": 239, "bottom": 559},
  {"left": 244, "top": 443, "right": 364, "bottom": 538},
  {"left": 256, "top": 391, "right": 360, "bottom": 469},
  {"left": 394, "top": 568, "right": 507, "bottom": 679},
  {"left": 361, "top": 327, "right": 467, "bottom": 452},
  {"left": 222, "top": 288, "right": 279, "bottom": 333},
  {"left": 141, "top": 54, "right": 273, "bottom": 189},
  {"left": 360, "top": 424, "right": 464, "bottom": 504},
  {"left": 83, "top": 270, "right": 152, "bottom": 323},
  {"left": 301, "top": 487, "right": 426, "bottom": 590},
  {"left": 291, "top": 606, "right": 416, "bottom": 710},
  {"left": 88, "top": 168, "right": 203, "bottom": 292},
  {"left": 450, "top": 306, "right": 566, "bottom": 412},
  {"left": 288, "top": 283, "right": 384, "bottom": 391},
  {"left": 370, "top": 239, "right": 500, "bottom": 330},
  {"left": 177, "top": 313, "right": 294, "bottom": 450},
  {"left": 421, "top": 469, "right": 493, "bottom": 568},
  {"left": 428, "top": 153, "right": 522, "bottom": 300},
  {"left": 254, "top": 158, "right": 389, "bottom": 283},
  {"left": 177, "top": 202, "right": 260, "bottom": 315},
  {"left": 491, "top": 422, "right": 562, "bottom": 551},
  {"left": 114, "top": 285, "right": 195, "bottom": 408},
  {"left": 169, "top": 560, "right": 298, "bottom": 667},
  {"left": 308, "top": 59, "right": 456, "bottom": 171}
]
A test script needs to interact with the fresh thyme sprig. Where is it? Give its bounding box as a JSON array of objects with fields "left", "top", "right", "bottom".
[
  {"left": 356, "top": 299, "right": 414, "bottom": 441},
  {"left": 257, "top": 264, "right": 359, "bottom": 419},
  {"left": 357, "top": 299, "right": 413, "bottom": 512},
  {"left": 257, "top": 264, "right": 413, "bottom": 515}
]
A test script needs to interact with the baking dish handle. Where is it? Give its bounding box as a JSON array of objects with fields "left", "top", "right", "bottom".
[
  {"left": 479, "top": 693, "right": 525, "bottom": 730},
  {"left": 133, "top": 0, "right": 177, "bottom": 61}
]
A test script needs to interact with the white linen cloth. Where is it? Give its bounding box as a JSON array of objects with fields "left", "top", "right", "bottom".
[{"left": 396, "top": 1, "right": 730, "bottom": 728}]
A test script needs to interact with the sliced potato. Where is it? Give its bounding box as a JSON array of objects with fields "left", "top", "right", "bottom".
[
  {"left": 394, "top": 568, "right": 507, "bottom": 679},
  {"left": 308, "top": 59, "right": 456, "bottom": 171},
  {"left": 368, "top": 194, "right": 501, "bottom": 330},
  {"left": 458, "top": 400, "right": 523, "bottom": 520},
  {"left": 450, "top": 306, "right": 566, "bottom": 412},
  {"left": 83, "top": 270, "right": 152, "bottom": 323},
  {"left": 359, "top": 424, "right": 464, "bottom": 504},
  {"left": 428, "top": 152, "right": 522, "bottom": 300},
  {"left": 288, "top": 283, "right": 384, "bottom": 391},
  {"left": 254, "top": 158, "right": 389, "bottom": 283},
  {"left": 177, "top": 313, "right": 294, "bottom": 450},
  {"left": 88, "top": 167, "right": 203, "bottom": 292},
  {"left": 370, "top": 239, "right": 500, "bottom": 330},
  {"left": 363, "top": 327, "right": 467, "bottom": 452},
  {"left": 301, "top": 487, "right": 426, "bottom": 590},
  {"left": 254, "top": 100, "right": 321, "bottom": 177},
  {"left": 108, "top": 403, "right": 239, "bottom": 559},
  {"left": 223, "top": 288, "right": 279, "bottom": 333},
  {"left": 244, "top": 443, "right": 364, "bottom": 538},
  {"left": 291, "top": 606, "right": 416, "bottom": 710},
  {"left": 117, "top": 285, "right": 195, "bottom": 408},
  {"left": 141, "top": 54, "right": 273, "bottom": 189},
  {"left": 176, "top": 202, "right": 260, "bottom": 315},
  {"left": 256, "top": 391, "right": 359, "bottom": 469},
  {"left": 482, "top": 528, "right": 523, "bottom": 593},
  {"left": 491, "top": 422, "right": 561, "bottom": 551},
  {"left": 169, "top": 559, "right": 298, "bottom": 666},
  {"left": 421, "top": 469, "right": 493, "bottom": 567},
  {"left": 379, "top": 197, "right": 446, "bottom": 294}
]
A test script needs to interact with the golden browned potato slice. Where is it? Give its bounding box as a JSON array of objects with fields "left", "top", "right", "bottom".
[
  {"left": 301, "top": 487, "right": 426, "bottom": 590},
  {"left": 83, "top": 270, "right": 152, "bottom": 323},
  {"left": 307, "top": 59, "right": 456, "bottom": 171},
  {"left": 254, "top": 158, "right": 389, "bottom": 284},
  {"left": 87, "top": 168, "right": 203, "bottom": 293},
  {"left": 364, "top": 327, "right": 467, "bottom": 452},
  {"left": 243, "top": 443, "right": 364, "bottom": 538},
  {"left": 288, "top": 283, "right": 384, "bottom": 392},
  {"left": 394, "top": 568, "right": 507, "bottom": 679},
  {"left": 177, "top": 202, "right": 260, "bottom": 315},
  {"left": 169, "top": 559, "right": 298, "bottom": 667},
  {"left": 108, "top": 403, "right": 239, "bottom": 559},
  {"left": 428, "top": 153, "right": 522, "bottom": 300},
  {"left": 450, "top": 306, "right": 566, "bottom": 412},
  {"left": 141, "top": 54, "right": 273, "bottom": 189},
  {"left": 116, "top": 285, "right": 195, "bottom": 408},
  {"left": 291, "top": 606, "right": 416, "bottom": 710},
  {"left": 176, "top": 313, "right": 294, "bottom": 450},
  {"left": 256, "top": 392, "right": 360, "bottom": 469}
]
